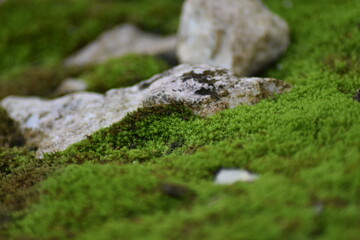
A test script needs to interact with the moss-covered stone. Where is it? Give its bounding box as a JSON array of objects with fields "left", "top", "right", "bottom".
[
  {"left": 53, "top": 103, "right": 197, "bottom": 164},
  {"left": 2, "top": 0, "right": 360, "bottom": 239},
  {"left": 0, "top": 0, "right": 184, "bottom": 77}
]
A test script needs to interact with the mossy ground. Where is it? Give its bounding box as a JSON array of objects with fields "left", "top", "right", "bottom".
[
  {"left": 83, "top": 54, "right": 170, "bottom": 93},
  {"left": 1, "top": 0, "right": 360, "bottom": 239},
  {"left": 0, "top": 0, "right": 181, "bottom": 99}
]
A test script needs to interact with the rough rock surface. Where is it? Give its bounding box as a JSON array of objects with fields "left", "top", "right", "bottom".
[
  {"left": 1, "top": 64, "right": 291, "bottom": 157},
  {"left": 215, "top": 169, "right": 259, "bottom": 184},
  {"left": 177, "top": 0, "right": 290, "bottom": 76},
  {"left": 65, "top": 23, "right": 177, "bottom": 66}
]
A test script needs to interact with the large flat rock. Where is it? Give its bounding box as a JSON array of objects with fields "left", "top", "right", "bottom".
[{"left": 1, "top": 64, "right": 291, "bottom": 157}]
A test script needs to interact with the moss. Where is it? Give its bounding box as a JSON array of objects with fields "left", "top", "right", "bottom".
[
  {"left": 0, "top": 65, "right": 89, "bottom": 100},
  {"left": 0, "top": 107, "right": 24, "bottom": 147},
  {"left": 53, "top": 103, "right": 197, "bottom": 164},
  {"left": 9, "top": 164, "right": 195, "bottom": 239},
  {"left": 0, "top": 147, "right": 56, "bottom": 238},
  {"left": 3, "top": 0, "right": 360, "bottom": 239},
  {"left": 0, "top": 0, "right": 183, "bottom": 77},
  {"left": 83, "top": 54, "right": 170, "bottom": 93}
]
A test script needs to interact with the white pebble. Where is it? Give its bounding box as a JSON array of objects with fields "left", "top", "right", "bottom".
[{"left": 215, "top": 169, "right": 259, "bottom": 185}]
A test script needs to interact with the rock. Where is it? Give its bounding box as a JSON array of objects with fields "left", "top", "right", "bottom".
[
  {"left": 177, "top": 0, "right": 290, "bottom": 76},
  {"left": 141, "top": 64, "right": 291, "bottom": 116},
  {"left": 65, "top": 23, "right": 177, "bottom": 66},
  {"left": 353, "top": 90, "right": 360, "bottom": 102},
  {"left": 215, "top": 169, "right": 259, "bottom": 184},
  {"left": 53, "top": 78, "right": 88, "bottom": 96},
  {"left": 1, "top": 64, "right": 291, "bottom": 157}
]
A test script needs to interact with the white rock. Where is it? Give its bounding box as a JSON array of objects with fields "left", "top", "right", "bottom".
[
  {"left": 215, "top": 169, "right": 259, "bottom": 184},
  {"left": 177, "top": 0, "right": 290, "bottom": 76},
  {"left": 1, "top": 64, "right": 291, "bottom": 157},
  {"left": 53, "top": 78, "right": 88, "bottom": 96},
  {"left": 65, "top": 23, "right": 177, "bottom": 66}
]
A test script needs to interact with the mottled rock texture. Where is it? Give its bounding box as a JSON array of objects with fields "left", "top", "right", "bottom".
[
  {"left": 1, "top": 64, "right": 291, "bottom": 157},
  {"left": 65, "top": 23, "right": 177, "bottom": 66},
  {"left": 177, "top": 0, "right": 290, "bottom": 76}
]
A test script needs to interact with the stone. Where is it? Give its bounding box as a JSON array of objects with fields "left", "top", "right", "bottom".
[
  {"left": 353, "top": 90, "right": 360, "bottom": 102},
  {"left": 65, "top": 23, "right": 177, "bottom": 66},
  {"left": 177, "top": 0, "right": 290, "bottom": 76},
  {"left": 53, "top": 78, "right": 88, "bottom": 96},
  {"left": 1, "top": 64, "right": 291, "bottom": 157},
  {"left": 215, "top": 169, "right": 259, "bottom": 184}
]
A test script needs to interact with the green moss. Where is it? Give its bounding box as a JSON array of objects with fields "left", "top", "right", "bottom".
[
  {"left": 0, "top": 65, "right": 89, "bottom": 100},
  {"left": 53, "top": 103, "right": 197, "bottom": 164},
  {"left": 0, "top": 147, "right": 54, "bottom": 239},
  {"left": 0, "top": 0, "right": 183, "bottom": 77},
  {"left": 84, "top": 54, "right": 170, "bottom": 93},
  {"left": 9, "top": 164, "right": 194, "bottom": 239},
  {"left": 0, "top": 107, "right": 24, "bottom": 147},
  {"left": 3, "top": 0, "right": 360, "bottom": 239}
]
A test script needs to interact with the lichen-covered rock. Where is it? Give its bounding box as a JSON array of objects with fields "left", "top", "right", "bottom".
[
  {"left": 177, "top": 0, "right": 290, "bottom": 76},
  {"left": 141, "top": 64, "right": 291, "bottom": 116},
  {"left": 1, "top": 64, "right": 291, "bottom": 157},
  {"left": 65, "top": 23, "right": 177, "bottom": 66}
]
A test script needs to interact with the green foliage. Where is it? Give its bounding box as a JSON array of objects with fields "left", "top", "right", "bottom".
[
  {"left": 3, "top": 0, "right": 360, "bottom": 239},
  {"left": 84, "top": 54, "right": 170, "bottom": 92},
  {"left": 0, "top": 0, "right": 183, "bottom": 77}
]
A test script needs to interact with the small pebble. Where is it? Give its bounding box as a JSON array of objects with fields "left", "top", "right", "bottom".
[{"left": 215, "top": 169, "right": 259, "bottom": 185}]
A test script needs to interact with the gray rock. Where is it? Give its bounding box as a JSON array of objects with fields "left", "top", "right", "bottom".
[
  {"left": 65, "top": 23, "right": 177, "bottom": 66},
  {"left": 53, "top": 78, "right": 88, "bottom": 96},
  {"left": 177, "top": 0, "right": 290, "bottom": 76},
  {"left": 1, "top": 64, "right": 291, "bottom": 157},
  {"left": 215, "top": 169, "right": 259, "bottom": 184},
  {"left": 141, "top": 64, "right": 291, "bottom": 116}
]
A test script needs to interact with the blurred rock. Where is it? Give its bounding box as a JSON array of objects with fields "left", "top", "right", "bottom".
[
  {"left": 215, "top": 169, "right": 259, "bottom": 184},
  {"left": 177, "top": 0, "right": 290, "bottom": 76},
  {"left": 353, "top": 90, "right": 360, "bottom": 102},
  {"left": 53, "top": 78, "right": 88, "bottom": 96},
  {"left": 65, "top": 23, "right": 177, "bottom": 66},
  {"left": 1, "top": 64, "right": 291, "bottom": 157}
]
